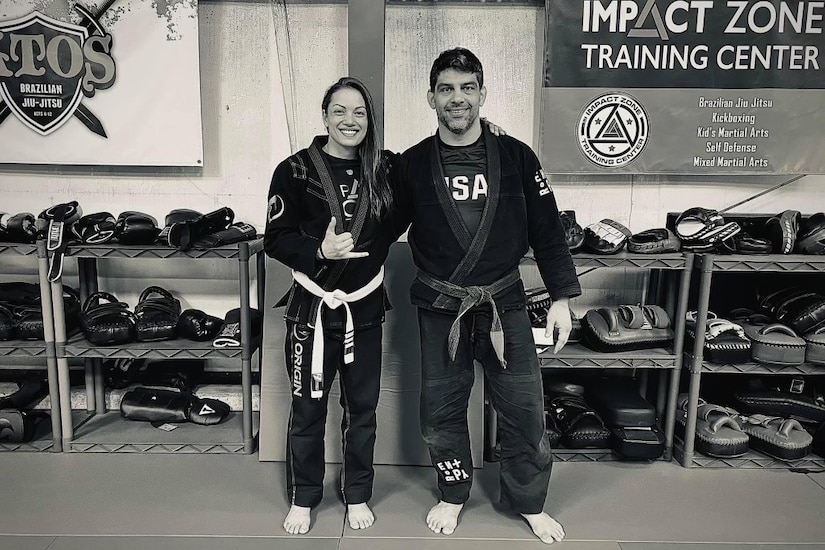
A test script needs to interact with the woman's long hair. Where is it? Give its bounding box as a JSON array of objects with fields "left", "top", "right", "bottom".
[{"left": 322, "top": 77, "right": 392, "bottom": 220}]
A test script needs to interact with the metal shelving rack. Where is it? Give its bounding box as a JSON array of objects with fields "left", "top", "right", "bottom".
[
  {"left": 676, "top": 253, "right": 825, "bottom": 469},
  {"left": 0, "top": 241, "right": 63, "bottom": 452},
  {"left": 525, "top": 251, "right": 695, "bottom": 462},
  {"left": 49, "top": 239, "right": 265, "bottom": 454}
]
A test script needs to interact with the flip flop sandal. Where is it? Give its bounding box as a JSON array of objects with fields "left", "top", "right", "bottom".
[
  {"left": 676, "top": 394, "right": 749, "bottom": 458},
  {"left": 737, "top": 414, "right": 812, "bottom": 461}
]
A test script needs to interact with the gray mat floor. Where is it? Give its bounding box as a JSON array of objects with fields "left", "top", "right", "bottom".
[{"left": 0, "top": 453, "right": 824, "bottom": 549}]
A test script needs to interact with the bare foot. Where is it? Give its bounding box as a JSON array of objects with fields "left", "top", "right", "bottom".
[
  {"left": 521, "top": 512, "right": 565, "bottom": 544},
  {"left": 283, "top": 504, "right": 311, "bottom": 535},
  {"left": 426, "top": 501, "right": 463, "bottom": 535},
  {"left": 347, "top": 502, "right": 375, "bottom": 530}
]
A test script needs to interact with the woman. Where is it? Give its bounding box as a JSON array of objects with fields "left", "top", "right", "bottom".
[
  {"left": 264, "top": 77, "right": 396, "bottom": 535},
  {"left": 264, "top": 77, "right": 503, "bottom": 534}
]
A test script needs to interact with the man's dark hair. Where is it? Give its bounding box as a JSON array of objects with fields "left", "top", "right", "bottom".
[{"left": 429, "top": 48, "right": 484, "bottom": 92}]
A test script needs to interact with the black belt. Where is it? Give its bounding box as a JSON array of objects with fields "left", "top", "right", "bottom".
[{"left": 416, "top": 270, "right": 521, "bottom": 367}]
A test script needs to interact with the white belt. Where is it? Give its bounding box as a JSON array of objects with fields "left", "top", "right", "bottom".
[{"left": 292, "top": 267, "right": 384, "bottom": 398}]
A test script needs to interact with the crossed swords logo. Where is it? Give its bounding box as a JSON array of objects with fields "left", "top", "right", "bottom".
[{"left": 0, "top": 0, "right": 116, "bottom": 137}]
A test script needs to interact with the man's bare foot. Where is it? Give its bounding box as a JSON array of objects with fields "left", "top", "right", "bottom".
[
  {"left": 521, "top": 512, "right": 565, "bottom": 544},
  {"left": 347, "top": 502, "right": 375, "bottom": 530},
  {"left": 426, "top": 501, "right": 463, "bottom": 535},
  {"left": 283, "top": 505, "right": 311, "bottom": 534}
]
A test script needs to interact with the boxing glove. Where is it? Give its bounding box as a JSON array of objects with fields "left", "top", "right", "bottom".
[
  {"left": 192, "top": 222, "right": 257, "bottom": 249},
  {"left": 212, "top": 308, "right": 262, "bottom": 348},
  {"left": 72, "top": 212, "right": 117, "bottom": 244},
  {"left": 177, "top": 309, "right": 224, "bottom": 341},
  {"left": 158, "top": 209, "right": 201, "bottom": 244},
  {"left": 115, "top": 211, "right": 161, "bottom": 245},
  {"left": 1, "top": 212, "right": 38, "bottom": 243},
  {"left": 168, "top": 207, "right": 234, "bottom": 251},
  {"left": 188, "top": 396, "right": 230, "bottom": 425}
]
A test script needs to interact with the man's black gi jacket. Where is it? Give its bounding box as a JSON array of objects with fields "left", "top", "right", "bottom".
[{"left": 391, "top": 127, "right": 581, "bottom": 311}]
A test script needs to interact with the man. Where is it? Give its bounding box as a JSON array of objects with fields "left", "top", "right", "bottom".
[{"left": 391, "top": 48, "right": 581, "bottom": 544}]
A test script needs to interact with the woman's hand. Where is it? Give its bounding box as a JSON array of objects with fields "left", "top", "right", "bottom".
[{"left": 317, "top": 217, "right": 369, "bottom": 260}]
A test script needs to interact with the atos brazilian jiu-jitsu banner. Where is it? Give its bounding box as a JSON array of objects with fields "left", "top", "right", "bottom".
[
  {"left": 540, "top": 0, "right": 825, "bottom": 174},
  {"left": 0, "top": 0, "right": 202, "bottom": 166}
]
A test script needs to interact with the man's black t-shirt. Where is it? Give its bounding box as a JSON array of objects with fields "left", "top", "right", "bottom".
[{"left": 438, "top": 135, "right": 487, "bottom": 235}]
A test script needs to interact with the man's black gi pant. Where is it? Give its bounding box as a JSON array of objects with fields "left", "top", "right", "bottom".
[
  {"left": 418, "top": 306, "right": 553, "bottom": 514},
  {"left": 284, "top": 321, "right": 382, "bottom": 508}
]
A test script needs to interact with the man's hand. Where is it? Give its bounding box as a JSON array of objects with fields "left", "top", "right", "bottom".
[
  {"left": 318, "top": 217, "right": 369, "bottom": 260},
  {"left": 544, "top": 298, "right": 572, "bottom": 354}
]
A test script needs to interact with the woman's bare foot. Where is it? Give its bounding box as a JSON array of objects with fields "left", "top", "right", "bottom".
[
  {"left": 347, "top": 502, "right": 375, "bottom": 530},
  {"left": 521, "top": 512, "right": 565, "bottom": 544},
  {"left": 283, "top": 504, "right": 311, "bottom": 534},
  {"left": 426, "top": 501, "right": 463, "bottom": 535}
]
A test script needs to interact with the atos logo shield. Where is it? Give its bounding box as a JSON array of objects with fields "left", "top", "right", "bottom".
[
  {"left": 0, "top": 6, "right": 116, "bottom": 137},
  {"left": 576, "top": 92, "right": 649, "bottom": 169}
]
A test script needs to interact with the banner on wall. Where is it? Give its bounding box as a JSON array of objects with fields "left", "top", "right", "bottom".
[
  {"left": 541, "top": 0, "right": 825, "bottom": 174},
  {"left": 0, "top": 0, "right": 202, "bottom": 166}
]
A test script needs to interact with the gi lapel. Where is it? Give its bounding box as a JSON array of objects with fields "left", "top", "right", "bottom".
[
  {"left": 443, "top": 127, "right": 501, "bottom": 284},
  {"left": 430, "top": 136, "right": 473, "bottom": 251},
  {"left": 307, "top": 137, "right": 369, "bottom": 290}
]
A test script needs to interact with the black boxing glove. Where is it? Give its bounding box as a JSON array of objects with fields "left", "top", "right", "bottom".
[
  {"left": 168, "top": 207, "right": 234, "bottom": 252},
  {"left": 192, "top": 222, "right": 257, "bottom": 249},
  {"left": 212, "top": 307, "right": 262, "bottom": 348},
  {"left": 72, "top": 212, "right": 117, "bottom": 244},
  {"left": 158, "top": 209, "right": 202, "bottom": 244},
  {"left": 115, "top": 211, "right": 161, "bottom": 245},
  {"left": 177, "top": 309, "right": 224, "bottom": 341},
  {"left": 1, "top": 213, "right": 38, "bottom": 243},
  {"left": 188, "top": 396, "right": 230, "bottom": 425}
]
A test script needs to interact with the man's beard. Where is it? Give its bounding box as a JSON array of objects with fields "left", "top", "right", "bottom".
[{"left": 438, "top": 107, "right": 478, "bottom": 135}]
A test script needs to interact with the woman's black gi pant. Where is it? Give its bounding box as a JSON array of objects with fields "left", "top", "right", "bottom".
[
  {"left": 284, "top": 321, "right": 382, "bottom": 508},
  {"left": 417, "top": 306, "right": 553, "bottom": 514}
]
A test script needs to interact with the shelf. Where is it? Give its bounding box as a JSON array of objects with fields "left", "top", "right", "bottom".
[
  {"left": 58, "top": 332, "right": 260, "bottom": 360},
  {"left": 685, "top": 354, "right": 825, "bottom": 375},
  {"left": 0, "top": 340, "right": 49, "bottom": 358},
  {"left": 703, "top": 253, "right": 825, "bottom": 273},
  {"left": 674, "top": 439, "right": 825, "bottom": 469},
  {"left": 0, "top": 413, "right": 55, "bottom": 452},
  {"left": 0, "top": 243, "right": 38, "bottom": 256},
  {"left": 525, "top": 251, "right": 690, "bottom": 270},
  {"left": 62, "top": 239, "right": 263, "bottom": 260},
  {"left": 539, "top": 344, "right": 677, "bottom": 369},
  {"left": 69, "top": 411, "right": 258, "bottom": 453}
]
